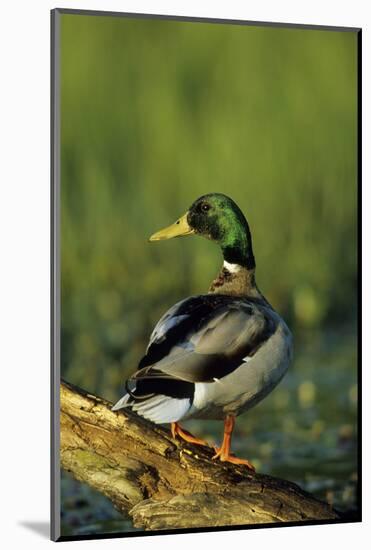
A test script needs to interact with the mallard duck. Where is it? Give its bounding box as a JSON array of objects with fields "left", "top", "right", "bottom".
[{"left": 112, "top": 193, "right": 292, "bottom": 470}]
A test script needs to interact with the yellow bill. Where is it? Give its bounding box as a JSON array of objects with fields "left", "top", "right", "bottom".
[{"left": 149, "top": 212, "right": 195, "bottom": 241}]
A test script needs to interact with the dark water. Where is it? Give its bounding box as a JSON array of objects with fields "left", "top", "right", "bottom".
[{"left": 61, "top": 326, "right": 358, "bottom": 537}]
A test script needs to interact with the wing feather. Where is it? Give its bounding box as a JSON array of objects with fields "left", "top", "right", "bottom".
[{"left": 132, "top": 295, "right": 277, "bottom": 386}]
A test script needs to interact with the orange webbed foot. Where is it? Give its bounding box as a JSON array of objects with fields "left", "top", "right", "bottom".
[
  {"left": 212, "top": 415, "right": 256, "bottom": 471},
  {"left": 171, "top": 422, "right": 210, "bottom": 447}
]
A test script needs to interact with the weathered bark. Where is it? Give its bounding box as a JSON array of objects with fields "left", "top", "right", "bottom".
[{"left": 60, "top": 380, "right": 339, "bottom": 530}]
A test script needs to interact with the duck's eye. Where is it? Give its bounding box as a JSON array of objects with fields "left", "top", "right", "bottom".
[{"left": 201, "top": 203, "right": 210, "bottom": 212}]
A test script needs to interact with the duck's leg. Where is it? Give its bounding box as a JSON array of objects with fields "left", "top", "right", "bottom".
[
  {"left": 171, "top": 422, "right": 210, "bottom": 447},
  {"left": 212, "top": 415, "right": 255, "bottom": 471}
]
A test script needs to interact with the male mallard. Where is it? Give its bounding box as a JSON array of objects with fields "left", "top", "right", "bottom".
[{"left": 112, "top": 193, "right": 292, "bottom": 470}]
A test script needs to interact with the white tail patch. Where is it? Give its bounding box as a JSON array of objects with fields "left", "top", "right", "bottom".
[
  {"left": 133, "top": 395, "right": 191, "bottom": 424},
  {"left": 111, "top": 393, "right": 131, "bottom": 411},
  {"left": 132, "top": 395, "right": 168, "bottom": 413}
]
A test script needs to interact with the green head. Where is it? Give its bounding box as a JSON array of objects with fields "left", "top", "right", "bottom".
[{"left": 150, "top": 193, "right": 255, "bottom": 269}]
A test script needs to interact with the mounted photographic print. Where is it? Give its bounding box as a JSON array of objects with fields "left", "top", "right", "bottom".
[{"left": 51, "top": 8, "right": 361, "bottom": 542}]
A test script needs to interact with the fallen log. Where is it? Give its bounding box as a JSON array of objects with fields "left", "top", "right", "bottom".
[{"left": 60, "top": 380, "right": 339, "bottom": 530}]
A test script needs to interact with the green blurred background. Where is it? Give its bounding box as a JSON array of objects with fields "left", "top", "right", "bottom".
[{"left": 60, "top": 13, "right": 358, "bottom": 536}]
